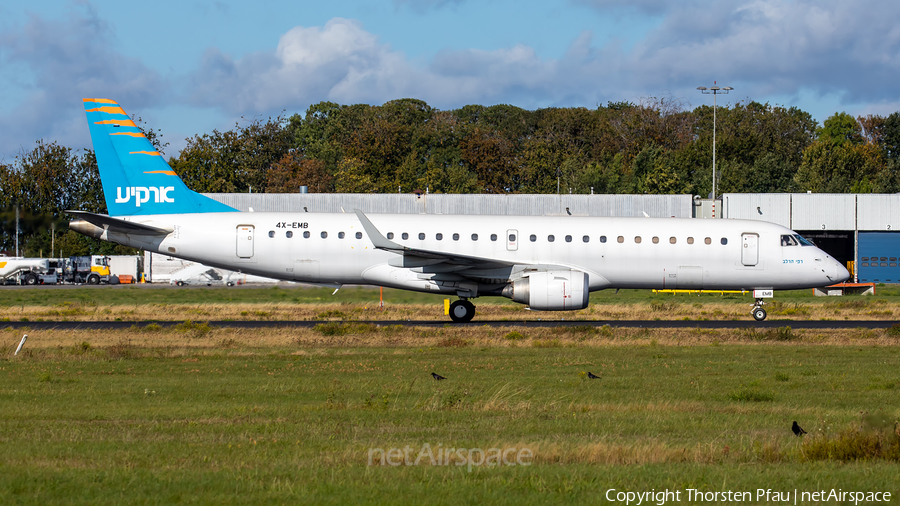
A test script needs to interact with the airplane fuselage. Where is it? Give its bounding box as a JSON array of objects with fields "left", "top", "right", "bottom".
[{"left": 83, "top": 212, "right": 846, "bottom": 295}]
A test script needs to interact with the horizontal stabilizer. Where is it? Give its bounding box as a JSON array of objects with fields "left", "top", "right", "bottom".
[{"left": 66, "top": 210, "right": 173, "bottom": 236}]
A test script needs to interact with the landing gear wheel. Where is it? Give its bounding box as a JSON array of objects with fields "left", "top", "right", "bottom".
[
  {"left": 87, "top": 274, "right": 100, "bottom": 285},
  {"left": 449, "top": 300, "right": 476, "bottom": 323},
  {"left": 752, "top": 307, "right": 767, "bottom": 321},
  {"left": 176, "top": 281, "right": 185, "bottom": 287}
]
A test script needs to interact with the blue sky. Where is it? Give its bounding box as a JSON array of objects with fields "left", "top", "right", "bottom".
[{"left": 2, "top": 0, "right": 899, "bottom": 161}]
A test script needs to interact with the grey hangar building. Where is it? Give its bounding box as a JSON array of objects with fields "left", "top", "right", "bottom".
[{"left": 203, "top": 192, "right": 900, "bottom": 285}]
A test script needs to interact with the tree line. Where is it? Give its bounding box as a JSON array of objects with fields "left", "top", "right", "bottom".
[{"left": 3, "top": 98, "right": 900, "bottom": 256}]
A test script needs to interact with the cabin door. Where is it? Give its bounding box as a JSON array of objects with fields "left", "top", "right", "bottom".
[
  {"left": 236, "top": 225, "right": 255, "bottom": 258},
  {"left": 741, "top": 233, "right": 758, "bottom": 266}
]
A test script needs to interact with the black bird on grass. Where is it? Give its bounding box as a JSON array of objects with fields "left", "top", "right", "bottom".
[
  {"left": 792, "top": 421, "right": 807, "bottom": 436},
  {"left": 587, "top": 372, "right": 601, "bottom": 380},
  {"left": 431, "top": 372, "right": 447, "bottom": 381}
]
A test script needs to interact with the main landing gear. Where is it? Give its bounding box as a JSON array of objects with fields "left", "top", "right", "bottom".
[
  {"left": 752, "top": 298, "right": 767, "bottom": 321},
  {"left": 449, "top": 299, "right": 476, "bottom": 323}
]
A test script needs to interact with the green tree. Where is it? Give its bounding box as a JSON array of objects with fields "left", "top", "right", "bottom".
[
  {"left": 795, "top": 141, "right": 881, "bottom": 192},
  {"left": 170, "top": 115, "right": 292, "bottom": 193},
  {"left": 818, "top": 112, "right": 863, "bottom": 146}
]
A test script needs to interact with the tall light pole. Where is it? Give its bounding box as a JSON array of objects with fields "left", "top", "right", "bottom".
[{"left": 697, "top": 83, "right": 732, "bottom": 199}]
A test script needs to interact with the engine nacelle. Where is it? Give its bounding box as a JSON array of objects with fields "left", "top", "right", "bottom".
[{"left": 501, "top": 270, "right": 590, "bottom": 311}]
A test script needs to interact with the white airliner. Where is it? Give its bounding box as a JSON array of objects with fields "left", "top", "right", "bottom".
[{"left": 69, "top": 99, "right": 850, "bottom": 322}]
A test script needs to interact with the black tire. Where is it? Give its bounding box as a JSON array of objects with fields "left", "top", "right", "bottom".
[
  {"left": 22, "top": 273, "right": 38, "bottom": 285},
  {"left": 226, "top": 282, "right": 235, "bottom": 287},
  {"left": 752, "top": 307, "right": 767, "bottom": 321},
  {"left": 87, "top": 274, "right": 100, "bottom": 285},
  {"left": 177, "top": 281, "right": 185, "bottom": 287},
  {"left": 449, "top": 300, "right": 476, "bottom": 323}
]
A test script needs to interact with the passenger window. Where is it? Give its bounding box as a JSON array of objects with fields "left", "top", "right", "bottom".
[
  {"left": 268, "top": 231, "right": 275, "bottom": 238},
  {"left": 548, "top": 235, "right": 555, "bottom": 242},
  {"left": 687, "top": 237, "right": 694, "bottom": 244},
  {"left": 881, "top": 257, "right": 888, "bottom": 261},
  {"left": 453, "top": 233, "right": 460, "bottom": 241},
  {"left": 510, "top": 234, "right": 517, "bottom": 242},
  {"left": 705, "top": 237, "right": 711, "bottom": 245},
  {"left": 861, "top": 262, "right": 869, "bottom": 267},
  {"left": 600, "top": 236, "right": 607, "bottom": 243},
  {"left": 471, "top": 233, "right": 478, "bottom": 241},
  {"left": 721, "top": 238, "right": 727, "bottom": 245},
  {"left": 402, "top": 233, "right": 409, "bottom": 240},
  {"left": 530, "top": 234, "right": 537, "bottom": 242},
  {"left": 652, "top": 236, "right": 659, "bottom": 244},
  {"left": 356, "top": 232, "right": 363, "bottom": 239},
  {"left": 582, "top": 235, "right": 589, "bottom": 243},
  {"left": 320, "top": 231, "right": 328, "bottom": 239},
  {"left": 418, "top": 233, "right": 425, "bottom": 240},
  {"left": 669, "top": 237, "right": 676, "bottom": 244},
  {"left": 387, "top": 232, "right": 394, "bottom": 240},
  {"left": 491, "top": 234, "right": 498, "bottom": 241},
  {"left": 338, "top": 232, "right": 345, "bottom": 239},
  {"left": 634, "top": 236, "right": 641, "bottom": 244},
  {"left": 286, "top": 231, "right": 293, "bottom": 238},
  {"left": 862, "top": 257, "right": 869, "bottom": 261},
  {"left": 565, "top": 235, "right": 572, "bottom": 243},
  {"left": 303, "top": 231, "right": 310, "bottom": 239},
  {"left": 617, "top": 236, "right": 624, "bottom": 243},
  {"left": 436, "top": 233, "right": 443, "bottom": 240}
]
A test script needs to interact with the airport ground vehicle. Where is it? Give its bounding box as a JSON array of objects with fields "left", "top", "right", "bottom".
[
  {"left": 62, "top": 255, "right": 110, "bottom": 285},
  {"left": 0, "top": 256, "right": 49, "bottom": 285}
]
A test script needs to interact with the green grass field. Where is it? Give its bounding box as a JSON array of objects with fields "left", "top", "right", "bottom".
[
  {"left": 3, "top": 284, "right": 900, "bottom": 322},
  {"left": 1, "top": 332, "right": 899, "bottom": 505}
]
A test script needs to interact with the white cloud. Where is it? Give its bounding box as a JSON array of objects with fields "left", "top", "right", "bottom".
[{"left": 0, "top": 4, "right": 165, "bottom": 159}]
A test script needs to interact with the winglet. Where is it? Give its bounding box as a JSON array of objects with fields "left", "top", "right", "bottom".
[{"left": 354, "top": 210, "right": 407, "bottom": 253}]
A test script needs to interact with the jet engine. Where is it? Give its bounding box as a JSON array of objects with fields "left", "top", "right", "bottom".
[{"left": 501, "top": 269, "right": 590, "bottom": 311}]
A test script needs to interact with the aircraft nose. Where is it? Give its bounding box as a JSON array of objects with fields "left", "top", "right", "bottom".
[{"left": 826, "top": 260, "right": 850, "bottom": 284}]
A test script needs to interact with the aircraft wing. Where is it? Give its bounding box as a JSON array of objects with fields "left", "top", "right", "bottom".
[
  {"left": 66, "top": 210, "right": 173, "bottom": 236},
  {"left": 354, "top": 210, "right": 516, "bottom": 269}
]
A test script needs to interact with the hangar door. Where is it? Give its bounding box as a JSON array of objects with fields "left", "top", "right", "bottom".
[{"left": 858, "top": 232, "right": 900, "bottom": 283}]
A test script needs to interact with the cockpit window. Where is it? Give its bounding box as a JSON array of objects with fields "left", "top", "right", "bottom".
[
  {"left": 780, "top": 234, "right": 799, "bottom": 246},
  {"left": 794, "top": 234, "right": 814, "bottom": 246}
]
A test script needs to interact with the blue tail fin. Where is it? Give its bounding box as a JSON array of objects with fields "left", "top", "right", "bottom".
[{"left": 83, "top": 99, "right": 237, "bottom": 216}]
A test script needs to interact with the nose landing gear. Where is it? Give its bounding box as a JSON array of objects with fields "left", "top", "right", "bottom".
[{"left": 752, "top": 298, "right": 767, "bottom": 321}]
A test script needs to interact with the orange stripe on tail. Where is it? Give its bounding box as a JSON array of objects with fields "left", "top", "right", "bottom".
[
  {"left": 85, "top": 106, "right": 127, "bottom": 115},
  {"left": 94, "top": 120, "right": 137, "bottom": 127}
]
